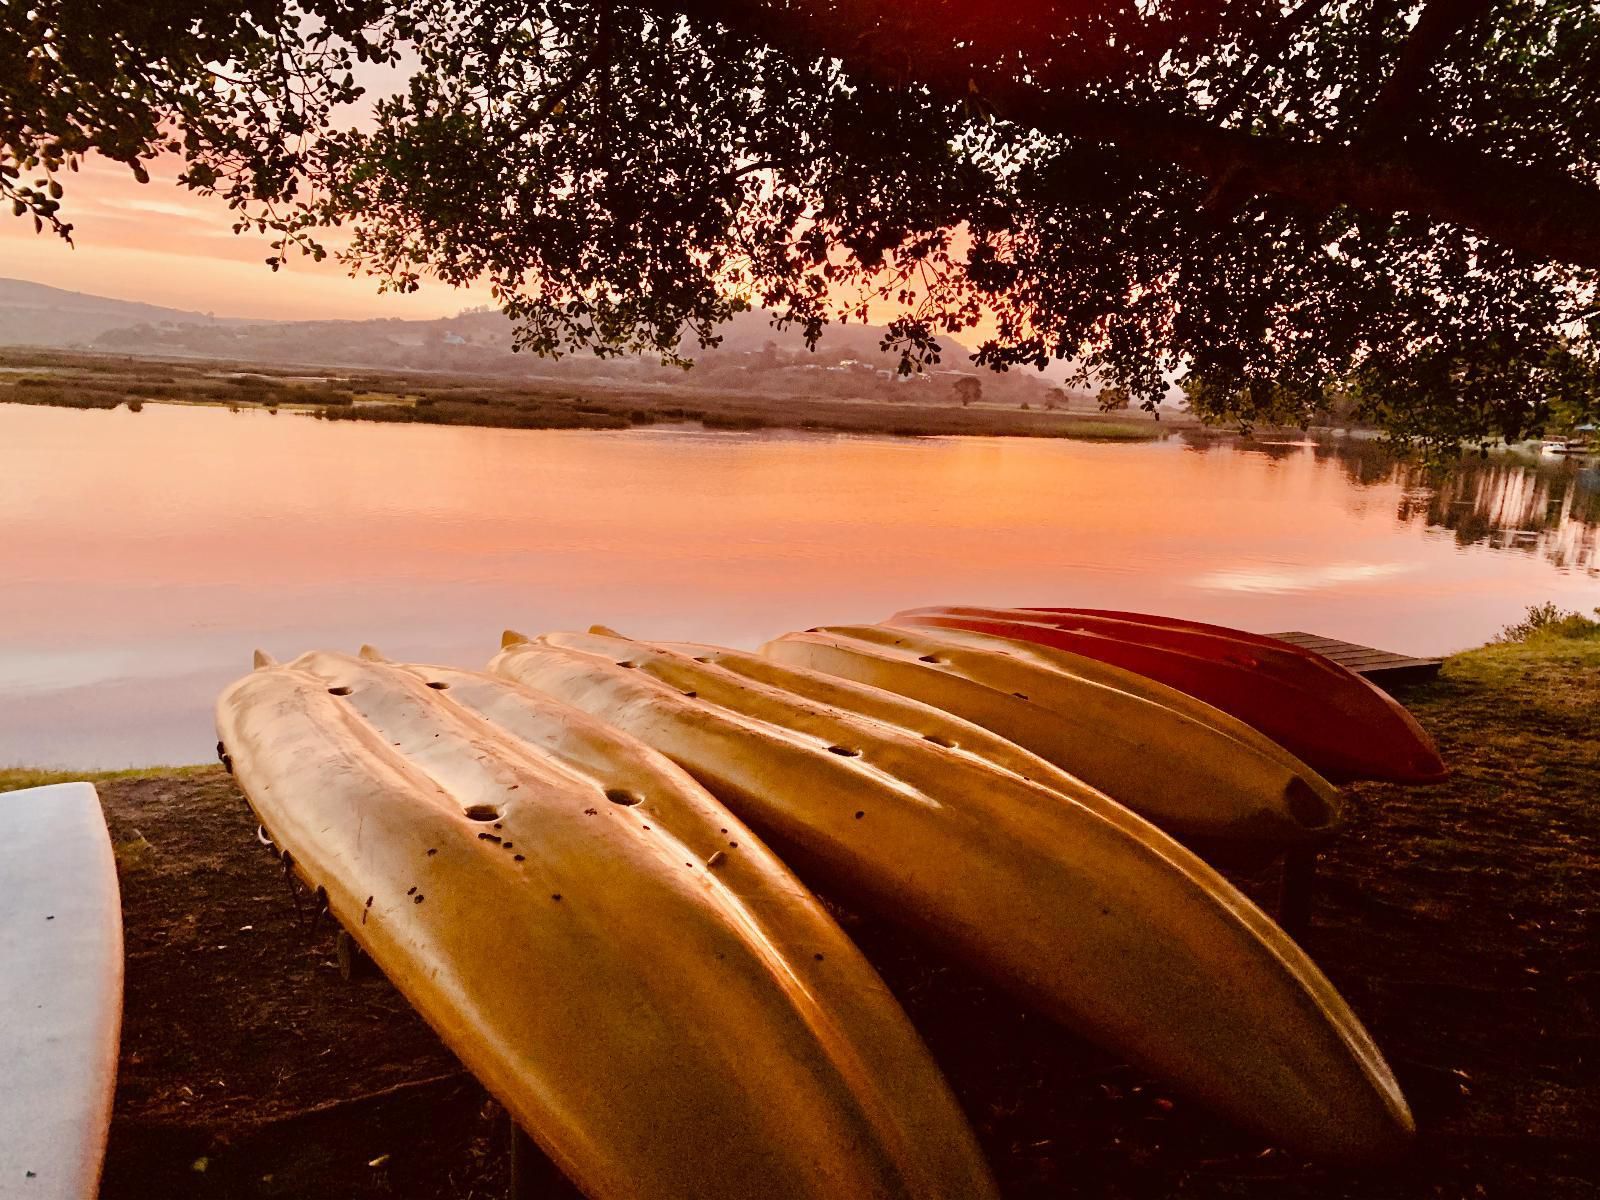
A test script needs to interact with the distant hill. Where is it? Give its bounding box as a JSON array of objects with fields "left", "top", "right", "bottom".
[
  {"left": 0, "top": 276, "right": 960, "bottom": 374},
  {"left": 0, "top": 278, "right": 258, "bottom": 348},
  {"left": 0, "top": 276, "right": 1117, "bottom": 406},
  {"left": 705, "top": 307, "right": 935, "bottom": 361}
]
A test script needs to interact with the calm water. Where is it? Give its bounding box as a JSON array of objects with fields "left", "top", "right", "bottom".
[{"left": 3, "top": 403, "right": 1597, "bottom": 767}]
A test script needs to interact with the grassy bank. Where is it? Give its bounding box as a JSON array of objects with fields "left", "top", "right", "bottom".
[
  {"left": 0, "top": 347, "right": 1173, "bottom": 441},
  {"left": 0, "top": 764, "right": 214, "bottom": 793},
  {"left": 5, "top": 631, "right": 1596, "bottom": 1197}
]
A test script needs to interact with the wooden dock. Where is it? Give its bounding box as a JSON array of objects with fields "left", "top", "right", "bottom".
[{"left": 1269, "top": 631, "right": 1443, "bottom": 691}]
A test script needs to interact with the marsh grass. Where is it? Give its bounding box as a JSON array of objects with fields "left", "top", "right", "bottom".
[{"left": 1, "top": 347, "right": 1175, "bottom": 440}]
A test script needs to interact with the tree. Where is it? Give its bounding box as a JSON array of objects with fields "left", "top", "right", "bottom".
[
  {"left": 1097, "top": 385, "right": 1132, "bottom": 412},
  {"left": 6, "top": 1, "right": 1600, "bottom": 447},
  {"left": 953, "top": 376, "right": 982, "bottom": 408}
]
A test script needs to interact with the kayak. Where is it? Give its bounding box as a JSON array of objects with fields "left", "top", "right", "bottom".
[
  {"left": 217, "top": 649, "right": 997, "bottom": 1200},
  {"left": 0, "top": 783, "right": 122, "bottom": 1200},
  {"left": 646, "top": 634, "right": 1136, "bottom": 801},
  {"left": 892, "top": 607, "right": 1447, "bottom": 783},
  {"left": 1017, "top": 607, "right": 1336, "bottom": 654},
  {"left": 494, "top": 629, "right": 1413, "bottom": 1163},
  {"left": 761, "top": 624, "right": 1343, "bottom": 850}
]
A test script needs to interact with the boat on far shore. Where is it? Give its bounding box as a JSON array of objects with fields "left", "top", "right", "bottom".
[{"left": 1541, "top": 426, "right": 1595, "bottom": 456}]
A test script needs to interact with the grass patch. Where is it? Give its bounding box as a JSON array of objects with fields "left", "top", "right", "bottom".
[
  {"left": 701, "top": 412, "right": 771, "bottom": 430},
  {"left": 1051, "top": 420, "right": 1165, "bottom": 441},
  {"left": 0, "top": 763, "right": 215, "bottom": 794},
  {"left": 1493, "top": 600, "right": 1600, "bottom": 644},
  {"left": 1437, "top": 630, "right": 1600, "bottom": 716}
]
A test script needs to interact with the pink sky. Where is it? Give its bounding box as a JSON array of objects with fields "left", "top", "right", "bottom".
[
  {"left": 0, "top": 156, "right": 495, "bottom": 321},
  {"left": 0, "top": 149, "right": 1026, "bottom": 366}
]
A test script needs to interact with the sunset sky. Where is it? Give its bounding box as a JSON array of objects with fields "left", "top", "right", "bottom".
[
  {"left": 0, "top": 155, "right": 497, "bottom": 321},
  {"left": 0, "top": 135, "right": 984, "bottom": 345},
  {"left": 1, "top": 160, "right": 1014, "bottom": 370}
]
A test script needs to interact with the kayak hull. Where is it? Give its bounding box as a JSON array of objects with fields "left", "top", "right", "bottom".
[
  {"left": 217, "top": 651, "right": 996, "bottom": 1200},
  {"left": 892, "top": 607, "right": 1446, "bottom": 783},
  {"left": 0, "top": 783, "right": 122, "bottom": 1200},
  {"left": 762, "top": 624, "right": 1343, "bottom": 850},
  {"left": 494, "top": 630, "right": 1413, "bottom": 1163}
]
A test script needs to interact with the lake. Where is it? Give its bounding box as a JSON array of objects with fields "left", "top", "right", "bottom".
[{"left": 3, "top": 402, "right": 1596, "bottom": 767}]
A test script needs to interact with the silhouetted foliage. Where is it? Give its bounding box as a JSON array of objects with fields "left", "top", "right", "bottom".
[{"left": 6, "top": 1, "right": 1600, "bottom": 445}]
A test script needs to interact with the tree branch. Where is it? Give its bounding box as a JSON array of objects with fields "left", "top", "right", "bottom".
[
  {"left": 1030, "top": 95, "right": 1600, "bottom": 268},
  {"left": 656, "top": 0, "right": 1600, "bottom": 269},
  {"left": 503, "top": 39, "right": 607, "bottom": 143},
  {"left": 1208, "top": 0, "right": 1330, "bottom": 119},
  {"left": 1363, "top": 0, "right": 1498, "bottom": 137}
]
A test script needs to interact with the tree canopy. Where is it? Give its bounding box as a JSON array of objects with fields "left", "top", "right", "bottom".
[{"left": 5, "top": 0, "right": 1600, "bottom": 446}]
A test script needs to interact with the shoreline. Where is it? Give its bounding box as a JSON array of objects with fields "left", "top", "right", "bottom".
[
  {"left": 1, "top": 344, "right": 1188, "bottom": 442},
  {"left": 5, "top": 632, "right": 1596, "bottom": 1197}
]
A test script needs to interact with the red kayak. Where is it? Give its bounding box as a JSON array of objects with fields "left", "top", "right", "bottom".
[
  {"left": 891, "top": 606, "right": 1447, "bottom": 784},
  {"left": 1021, "top": 607, "right": 1338, "bottom": 657}
]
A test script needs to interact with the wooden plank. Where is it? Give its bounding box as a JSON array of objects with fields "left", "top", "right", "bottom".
[
  {"left": 1268, "top": 631, "right": 1442, "bottom": 691},
  {"left": 0, "top": 783, "right": 122, "bottom": 1200}
]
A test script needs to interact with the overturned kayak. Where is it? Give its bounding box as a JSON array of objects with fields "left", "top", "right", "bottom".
[
  {"left": 216, "top": 649, "right": 996, "bottom": 1200},
  {"left": 0, "top": 783, "right": 122, "bottom": 1200},
  {"left": 634, "top": 634, "right": 1117, "bottom": 799},
  {"left": 762, "top": 624, "right": 1342, "bottom": 850},
  {"left": 1015, "top": 606, "right": 1337, "bottom": 655},
  {"left": 893, "top": 606, "right": 1446, "bottom": 784},
  {"left": 493, "top": 630, "right": 1413, "bottom": 1163}
]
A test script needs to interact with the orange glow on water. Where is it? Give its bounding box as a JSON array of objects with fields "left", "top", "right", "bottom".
[{"left": 2, "top": 403, "right": 1595, "bottom": 766}]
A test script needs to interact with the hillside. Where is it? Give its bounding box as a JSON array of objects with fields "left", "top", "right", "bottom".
[
  {"left": 0, "top": 276, "right": 1109, "bottom": 411},
  {"left": 0, "top": 276, "right": 954, "bottom": 374},
  {"left": 0, "top": 278, "right": 254, "bottom": 347}
]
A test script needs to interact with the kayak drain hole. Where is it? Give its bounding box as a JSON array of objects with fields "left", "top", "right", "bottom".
[
  {"left": 605, "top": 789, "right": 642, "bottom": 807},
  {"left": 463, "top": 805, "right": 500, "bottom": 822},
  {"left": 827, "top": 746, "right": 861, "bottom": 757},
  {"left": 426, "top": 680, "right": 449, "bottom": 689},
  {"left": 918, "top": 654, "right": 943, "bottom": 664},
  {"left": 327, "top": 686, "right": 352, "bottom": 696}
]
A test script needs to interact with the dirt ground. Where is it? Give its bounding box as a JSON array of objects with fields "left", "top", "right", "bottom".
[{"left": 81, "top": 638, "right": 1600, "bottom": 1198}]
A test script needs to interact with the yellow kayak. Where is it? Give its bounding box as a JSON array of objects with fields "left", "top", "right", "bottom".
[
  {"left": 216, "top": 648, "right": 997, "bottom": 1200},
  {"left": 762, "top": 624, "right": 1342, "bottom": 849},
  {"left": 493, "top": 630, "right": 1413, "bottom": 1163},
  {"left": 643, "top": 634, "right": 1111, "bottom": 796}
]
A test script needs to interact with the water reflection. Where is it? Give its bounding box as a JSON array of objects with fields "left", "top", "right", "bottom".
[
  {"left": 1391, "top": 458, "right": 1598, "bottom": 572},
  {"left": 4, "top": 404, "right": 1598, "bottom": 767},
  {"left": 1182, "top": 432, "right": 1600, "bottom": 575}
]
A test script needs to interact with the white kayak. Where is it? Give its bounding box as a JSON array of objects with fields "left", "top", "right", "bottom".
[{"left": 0, "top": 782, "right": 122, "bottom": 1200}]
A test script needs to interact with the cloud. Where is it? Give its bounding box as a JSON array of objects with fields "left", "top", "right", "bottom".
[
  {"left": 0, "top": 155, "right": 495, "bottom": 320},
  {"left": 1190, "top": 561, "right": 1416, "bottom": 594}
]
